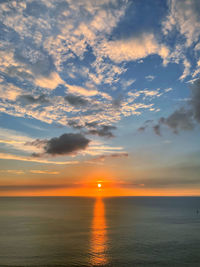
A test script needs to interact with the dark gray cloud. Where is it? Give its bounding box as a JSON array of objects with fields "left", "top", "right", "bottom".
[
  {"left": 65, "top": 94, "right": 88, "bottom": 107},
  {"left": 30, "top": 133, "right": 90, "bottom": 156},
  {"left": 112, "top": 95, "right": 123, "bottom": 108},
  {"left": 159, "top": 108, "right": 194, "bottom": 134},
  {"left": 66, "top": 120, "right": 116, "bottom": 139},
  {"left": 85, "top": 122, "right": 98, "bottom": 128},
  {"left": 88, "top": 125, "right": 117, "bottom": 138},
  {"left": 153, "top": 124, "right": 162, "bottom": 136},
  {"left": 138, "top": 79, "right": 200, "bottom": 135},
  {"left": 137, "top": 126, "right": 146, "bottom": 132},
  {"left": 190, "top": 78, "right": 200, "bottom": 123},
  {"left": 25, "top": 139, "right": 47, "bottom": 148},
  {"left": 66, "top": 120, "right": 117, "bottom": 139},
  {"left": 68, "top": 120, "right": 83, "bottom": 129},
  {"left": 17, "top": 94, "right": 49, "bottom": 105},
  {"left": 137, "top": 120, "right": 153, "bottom": 133}
]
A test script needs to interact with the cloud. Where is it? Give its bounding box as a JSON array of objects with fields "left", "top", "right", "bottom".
[
  {"left": 192, "top": 59, "right": 200, "bottom": 78},
  {"left": 30, "top": 170, "right": 59, "bottom": 175},
  {"left": 137, "top": 120, "right": 154, "bottom": 133},
  {"left": 68, "top": 120, "right": 84, "bottom": 129},
  {"left": 159, "top": 108, "right": 194, "bottom": 133},
  {"left": 191, "top": 79, "right": 200, "bottom": 123},
  {"left": 93, "top": 152, "right": 128, "bottom": 162},
  {"left": 112, "top": 95, "right": 124, "bottom": 109},
  {"left": 0, "top": 183, "right": 77, "bottom": 192},
  {"left": 31, "top": 133, "right": 90, "bottom": 156},
  {"left": 140, "top": 89, "right": 162, "bottom": 98},
  {"left": 17, "top": 94, "right": 49, "bottom": 105},
  {"left": 165, "top": 87, "right": 173, "bottom": 93},
  {"left": 139, "top": 79, "right": 200, "bottom": 135},
  {"left": 0, "top": 83, "right": 22, "bottom": 101},
  {"left": 88, "top": 125, "right": 117, "bottom": 138},
  {"left": 140, "top": 108, "right": 194, "bottom": 136},
  {"left": 67, "top": 84, "right": 98, "bottom": 97},
  {"left": 163, "top": 0, "right": 200, "bottom": 47},
  {"left": 0, "top": 169, "right": 24, "bottom": 175},
  {"left": 0, "top": 152, "right": 78, "bottom": 165},
  {"left": 145, "top": 75, "right": 155, "bottom": 81},
  {"left": 25, "top": 139, "right": 47, "bottom": 148},
  {"left": 66, "top": 84, "right": 111, "bottom": 100},
  {"left": 34, "top": 72, "right": 64, "bottom": 90},
  {"left": 159, "top": 80, "right": 200, "bottom": 133},
  {"left": 65, "top": 94, "right": 88, "bottom": 107},
  {"left": 0, "top": 127, "right": 46, "bottom": 154},
  {"left": 85, "top": 122, "right": 98, "bottom": 128},
  {"left": 179, "top": 59, "right": 191, "bottom": 80},
  {"left": 0, "top": 1, "right": 164, "bottom": 131},
  {"left": 99, "top": 33, "right": 169, "bottom": 63},
  {"left": 121, "top": 79, "right": 136, "bottom": 89},
  {"left": 153, "top": 124, "right": 162, "bottom": 136},
  {"left": 138, "top": 126, "right": 147, "bottom": 133}
]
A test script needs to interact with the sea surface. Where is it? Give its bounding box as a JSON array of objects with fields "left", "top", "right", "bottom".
[{"left": 0, "top": 197, "right": 200, "bottom": 266}]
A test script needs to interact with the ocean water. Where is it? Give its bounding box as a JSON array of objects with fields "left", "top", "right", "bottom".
[{"left": 0, "top": 197, "right": 200, "bottom": 267}]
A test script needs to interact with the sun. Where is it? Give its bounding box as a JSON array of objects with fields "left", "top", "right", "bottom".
[{"left": 97, "top": 183, "right": 102, "bottom": 188}]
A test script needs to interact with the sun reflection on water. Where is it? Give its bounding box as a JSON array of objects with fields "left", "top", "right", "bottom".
[{"left": 90, "top": 197, "right": 108, "bottom": 266}]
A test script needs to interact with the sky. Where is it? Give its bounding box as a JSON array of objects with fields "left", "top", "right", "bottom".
[{"left": 0, "top": 0, "right": 200, "bottom": 196}]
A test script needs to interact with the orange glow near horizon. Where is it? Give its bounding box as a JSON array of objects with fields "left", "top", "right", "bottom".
[
  {"left": 0, "top": 163, "right": 199, "bottom": 197},
  {"left": 90, "top": 197, "right": 107, "bottom": 266},
  {"left": 1, "top": 184, "right": 200, "bottom": 197},
  {"left": 1, "top": 178, "right": 200, "bottom": 197}
]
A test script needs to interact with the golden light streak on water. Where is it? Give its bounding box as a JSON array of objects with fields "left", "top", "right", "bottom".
[{"left": 90, "top": 197, "right": 108, "bottom": 266}]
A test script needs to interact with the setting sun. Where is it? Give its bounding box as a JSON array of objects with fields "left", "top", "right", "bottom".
[{"left": 98, "top": 183, "right": 102, "bottom": 188}]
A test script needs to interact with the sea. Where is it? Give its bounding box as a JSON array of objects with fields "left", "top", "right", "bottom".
[{"left": 0, "top": 197, "right": 200, "bottom": 267}]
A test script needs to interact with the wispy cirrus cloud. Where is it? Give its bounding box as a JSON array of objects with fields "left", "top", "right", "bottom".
[
  {"left": 0, "top": 152, "right": 78, "bottom": 165},
  {"left": 0, "top": 169, "right": 25, "bottom": 175},
  {"left": 93, "top": 152, "right": 128, "bottom": 162},
  {"left": 30, "top": 170, "right": 59, "bottom": 175}
]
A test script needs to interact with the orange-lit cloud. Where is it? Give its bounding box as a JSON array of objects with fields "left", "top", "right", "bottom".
[
  {"left": 35, "top": 72, "right": 64, "bottom": 90},
  {"left": 100, "top": 33, "right": 169, "bottom": 64}
]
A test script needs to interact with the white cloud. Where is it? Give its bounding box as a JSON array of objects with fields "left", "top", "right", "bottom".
[
  {"left": 165, "top": 87, "right": 173, "bottom": 93},
  {"left": 141, "top": 89, "right": 162, "bottom": 98},
  {"left": 145, "top": 75, "right": 155, "bottom": 81},
  {"left": 121, "top": 79, "right": 136, "bottom": 89}
]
